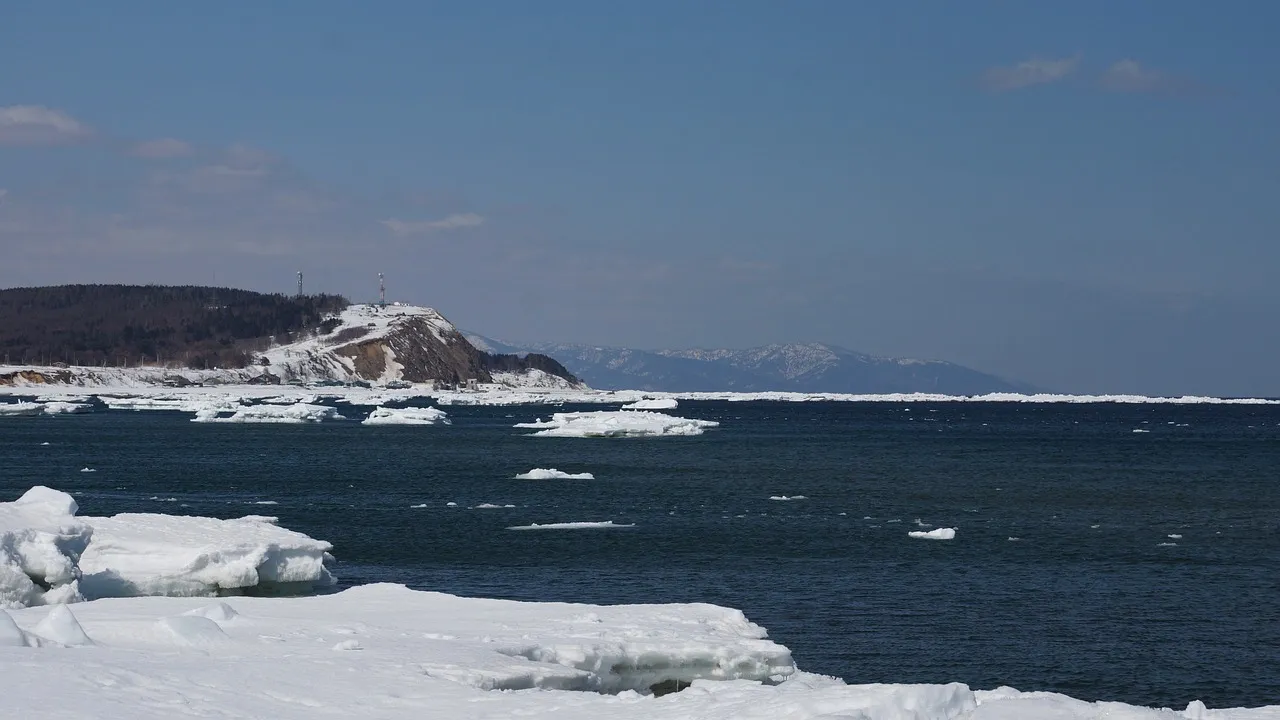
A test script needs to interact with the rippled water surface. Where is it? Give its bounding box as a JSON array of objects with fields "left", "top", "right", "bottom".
[{"left": 2, "top": 400, "right": 1278, "bottom": 708}]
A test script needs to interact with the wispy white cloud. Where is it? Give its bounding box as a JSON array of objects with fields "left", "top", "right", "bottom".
[
  {"left": 380, "top": 213, "right": 485, "bottom": 236},
  {"left": 980, "top": 56, "right": 1079, "bottom": 93},
  {"left": 131, "top": 137, "right": 194, "bottom": 158},
  {"left": 1099, "top": 59, "right": 1195, "bottom": 95},
  {"left": 0, "top": 188, "right": 8, "bottom": 203},
  {"left": 0, "top": 105, "right": 93, "bottom": 146}
]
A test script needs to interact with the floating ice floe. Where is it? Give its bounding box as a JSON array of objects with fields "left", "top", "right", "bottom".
[
  {"left": 514, "top": 411, "right": 718, "bottom": 438},
  {"left": 507, "top": 521, "right": 635, "bottom": 530},
  {"left": 192, "top": 403, "right": 345, "bottom": 424},
  {"left": 471, "top": 504, "right": 516, "bottom": 510},
  {"left": 79, "top": 468, "right": 96, "bottom": 473},
  {"left": 908, "top": 528, "right": 957, "bottom": 541},
  {"left": 515, "top": 468, "right": 595, "bottom": 480},
  {"left": 101, "top": 396, "right": 243, "bottom": 413},
  {"left": 0, "top": 487, "right": 92, "bottom": 608},
  {"left": 620, "top": 397, "right": 679, "bottom": 410},
  {"left": 41, "top": 401, "right": 93, "bottom": 415},
  {"left": 0, "top": 402, "right": 44, "bottom": 417},
  {"left": 769, "top": 496, "right": 808, "bottom": 501},
  {"left": 362, "top": 406, "right": 450, "bottom": 425},
  {"left": 77, "top": 512, "right": 334, "bottom": 599}
]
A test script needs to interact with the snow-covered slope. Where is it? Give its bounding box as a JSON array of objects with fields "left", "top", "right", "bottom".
[
  {"left": 468, "top": 336, "right": 1029, "bottom": 394},
  {"left": 0, "top": 305, "right": 583, "bottom": 390}
]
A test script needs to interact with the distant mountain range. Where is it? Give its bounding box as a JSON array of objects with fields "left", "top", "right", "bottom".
[{"left": 465, "top": 336, "right": 1035, "bottom": 395}]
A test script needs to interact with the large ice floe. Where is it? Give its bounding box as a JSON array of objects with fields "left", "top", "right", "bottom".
[
  {"left": 909, "top": 528, "right": 957, "bottom": 540},
  {"left": 191, "top": 402, "right": 345, "bottom": 424},
  {"left": 515, "top": 468, "right": 596, "bottom": 480},
  {"left": 515, "top": 410, "right": 719, "bottom": 438},
  {"left": 507, "top": 521, "right": 635, "bottom": 530},
  {"left": 0, "top": 487, "right": 92, "bottom": 608},
  {"left": 78, "top": 513, "right": 335, "bottom": 598},
  {"left": 620, "top": 397, "right": 680, "bottom": 410},
  {"left": 362, "top": 405, "right": 450, "bottom": 425},
  {"left": 1, "top": 488, "right": 334, "bottom": 606},
  {"left": 0, "top": 401, "right": 45, "bottom": 417}
]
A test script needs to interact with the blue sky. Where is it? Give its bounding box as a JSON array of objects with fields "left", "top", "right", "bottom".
[{"left": 2, "top": 2, "right": 1277, "bottom": 396}]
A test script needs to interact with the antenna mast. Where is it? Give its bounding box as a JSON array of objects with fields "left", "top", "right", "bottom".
[
  {"left": 379, "top": 273, "right": 386, "bottom": 307},
  {"left": 296, "top": 271, "right": 303, "bottom": 297}
]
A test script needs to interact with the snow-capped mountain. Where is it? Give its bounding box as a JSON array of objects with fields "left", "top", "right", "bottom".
[{"left": 466, "top": 336, "right": 1032, "bottom": 394}]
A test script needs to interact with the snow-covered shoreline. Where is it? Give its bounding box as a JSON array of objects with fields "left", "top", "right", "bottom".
[
  {"left": 1, "top": 486, "right": 1277, "bottom": 718},
  {"left": 3, "top": 378, "right": 1277, "bottom": 409}
]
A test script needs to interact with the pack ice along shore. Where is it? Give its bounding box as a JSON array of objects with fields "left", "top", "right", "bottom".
[{"left": 2, "top": 485, "right": 1276, "bottom": 719}]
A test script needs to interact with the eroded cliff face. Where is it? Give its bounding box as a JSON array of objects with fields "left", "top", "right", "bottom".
[
  {"left": 0, "top": 370, "right": 74, "bottom": 386},
  {"left": 333, "top": 314, "right": 493, "bottom": 385}
]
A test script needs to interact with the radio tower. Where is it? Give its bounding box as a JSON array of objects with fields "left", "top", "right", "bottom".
[
  {"left": 378, "top": 273, "right": 386, "bottom": 307},
  {"left": 296, "top": 271, "right": 303, "bottom": 297}
]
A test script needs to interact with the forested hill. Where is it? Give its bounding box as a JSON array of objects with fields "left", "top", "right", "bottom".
[{"left": 0, "top": 285, "right": 348, "bottom": 369}]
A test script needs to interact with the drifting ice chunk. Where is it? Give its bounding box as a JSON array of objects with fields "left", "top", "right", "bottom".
[
  {"left": 0, "top": 402, "right": 44, "bottom": 417},
  {"left": 507, "top": 521, "right": 635, "bottom": 530},
  {"left": 101, "top": 396, "right": 243, "bottom": 413},
  {"left": 192, "top": 403, "right": 345, "bottom": 424},
  {"left": 514, "top": 411, "right": 718, "bottom": 438},
  {"left": 620, "top": 397, "right": 679, "bottom": 410},
  {"left": 909, "top": 528, "right": 957, "bottom": 540},
  {"left": 769, "top": 496, "right": 808, "bottom": 501},
  {"left": 0, "top": 487, "right": 93, "bottom": 608},
  {"left": 41, "top": 402, "right": 93, "bottom": 415},
  {"left": 515, "top": 468, "right": 595, "bottom": 480},
  {"left": 362, "top": 406, "right": 450, "bottom": 425},
  {"left": 78, "top": 513, "right": 335, "bottom": 598}
]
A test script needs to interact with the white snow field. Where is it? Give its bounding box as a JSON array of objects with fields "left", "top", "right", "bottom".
[
  {"left": 0, "top": 487, "right": 92, "bottom": 608},
  {"left": 362, "top": 406, "right": 451, "bottom": 425},
  {"left": 909, "top": 528, "right": 958, "bottom": 540},
  {"left": 77, "top": 513, "right": 334, "bottom": 599},
  {"left": 515, "top": 468, "right": 596, "bottom": 480},
  {"left": 1, "top": 586, "right": 1277, "bottom": 719},
  {"left": 191, "top": 402, "right": 345, "bottom": 424},
  {"left": 620, "top": 397, "right": 680, "bottom": 410},
  {"left": 514, "top": 411, "right": 719, "bottom": 438},
  {"left": 507, "top": 521, "right": 636, "bottom": 530}
]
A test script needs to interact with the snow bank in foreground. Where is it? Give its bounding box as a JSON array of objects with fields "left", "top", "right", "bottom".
[
  {"left": 78, "top": 513, "right": 334, "bottom": 598},
  {"left": 1, "top": 584, "right": 1275, "bottom": 718},
  {"left": 507, "top": 521, "right": 635, "bottom": 530},
  {"left": 515, "top": 411, "right": 718, "bottom": 438},
  {"left": 909, "top": 528, "right": 957, "bottom": 540},
  {"left": 515, "top": 468, "right": 596, "bottom": 480},
  {"left": 0, "top": 487, "right": 92, "bottom": 608},
  {"left": 362, "top": 406, "right": 450, "bottom": 425},
  {"left": 621, "top": 397, "right": 679, "bottom": 410},
  {"left": 192, "top": 403, "right": 345, "bottom": 424}
]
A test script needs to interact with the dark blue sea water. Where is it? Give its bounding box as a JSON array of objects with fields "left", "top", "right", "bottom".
[{"left": 2, "top": 400, "right": 1278, "bottom": 709}]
